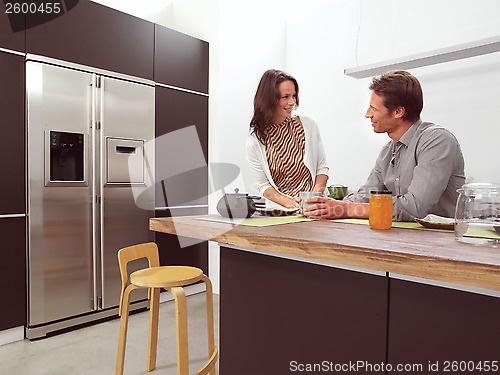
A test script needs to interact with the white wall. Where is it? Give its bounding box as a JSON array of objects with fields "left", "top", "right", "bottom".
[{"left": 287, "top": 0, "right": 500, "bottom": 191}]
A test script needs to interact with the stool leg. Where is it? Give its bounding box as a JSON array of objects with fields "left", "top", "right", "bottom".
[
  {"left": 202, "top": 275, "right": 217, "bottom": 375},
  {"left": 171, "top": 287, "right": 189, "bottom": 375},
  {"left": 116, "top": 286, "right": 134, "bottom": 375},
  {"left": 147, "top": 287, "right": 161, "bottom": 371}
]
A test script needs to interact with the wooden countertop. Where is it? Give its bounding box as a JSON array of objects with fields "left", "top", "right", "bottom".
[{"left": 150, "top": 215, "right": 500, "bottom": 292}]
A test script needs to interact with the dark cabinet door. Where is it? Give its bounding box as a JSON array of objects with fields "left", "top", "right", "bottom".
[
  {"left": 0, "top": 52, "right": 25, "bottom": 215},
  {"left": 0, "top": 217, "right": 26, "bottom": 330},
  {"left": 25, "top": 0, "right": 154, "bottom": 80},
  {"left": 388, "top": 279, "right": 500, "bottom": 374},
  {"left": 154, "top": 24, "right": 209, "bottom": 93},
  {"left": 0, "top": 6, "right": 25, "bottom": 52},
  {"left": 220, "top": 248, "right": 388, "bottom": 375},
  {"left": 155, "top": 86, "right": 208, "bottom": 208},
  {"left": 155, "top": 85, "right": 209, "bottom": 271}
]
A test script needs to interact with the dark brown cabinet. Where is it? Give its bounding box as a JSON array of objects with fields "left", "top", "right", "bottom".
[
  {"left": 25, "top": 0, "right": 154, "bottom": 80},
  {"left": 388, "top": 279, "right": 500, "bottom": 374},
  {"left": 155, "top": 86, "right": 209, "bottom": 270},
  {"left": 0, "top": 52, "right": 25, "bottom": 215},
  {"left": 0, "top": 51, "right": 26, "bottom": 331},
  {"left": 0, "top": 7, "right": 25, "bottom": 52},
  {"left": 154, "top": 24, "right": 209, "bottom": 93},
  {"left": 220, "top": 248, "right": 388, "bottom": 375},
  {"left": 155, "top": 86, "right": 208, "bottom": 156},
  {"left": 153, "top": 25, "right": 209, "bottom": 271},
  {"left": 155, "top": 85, "right": 208, "bottom": 208},
  {"left": 0, "top": 217, "right": 26, "bottom": 330}
]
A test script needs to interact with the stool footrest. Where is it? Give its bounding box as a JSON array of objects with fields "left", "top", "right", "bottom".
[{"left": 193, "top": 347, "right": 219, "bottom": 375}]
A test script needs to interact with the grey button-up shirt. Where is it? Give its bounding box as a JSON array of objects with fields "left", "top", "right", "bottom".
[{"left": 347, "top": 120, "right": 466, "bottom": 221}]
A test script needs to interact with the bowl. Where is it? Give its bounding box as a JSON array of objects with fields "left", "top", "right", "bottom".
[{"left": 415, "top": 214, "right": 455, "bottom": 230}]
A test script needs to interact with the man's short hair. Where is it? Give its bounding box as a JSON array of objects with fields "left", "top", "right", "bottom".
[{"left": 369, "top": 70, "right": 423, "bottom": 122}]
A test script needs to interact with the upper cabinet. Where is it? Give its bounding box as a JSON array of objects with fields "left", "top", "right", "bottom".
[
  {"left": 25, "top": 0, "right": 154, "bottom": 80},
  {"left": 155, "top": 25, "right": 209, "bottom": 93},
  {"left": 0, "top": 6, "right": 25, "bottom": 52}
]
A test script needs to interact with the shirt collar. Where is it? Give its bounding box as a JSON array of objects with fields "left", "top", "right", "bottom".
[{"left": 396, "top": 119, "right": 422, "bottom": 147}]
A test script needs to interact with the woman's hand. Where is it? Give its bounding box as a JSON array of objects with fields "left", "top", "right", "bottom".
[
  {"left": 284, "top": 196, "right": 300, "bottom": 209},
  {"left": 263, "top": 187, "right": 300, "bottom": 209}
]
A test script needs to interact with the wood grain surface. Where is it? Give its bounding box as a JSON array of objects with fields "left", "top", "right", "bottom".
[{"left": 150, "top": 215, "right": 500, "bottom": 291}]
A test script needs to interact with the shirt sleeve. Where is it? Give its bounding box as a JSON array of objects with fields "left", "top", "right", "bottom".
[
  {"left": 245, "top": 135, "right": 272, "bottom": 194},
  {"left": 313, "top": 121, "right": 329, "bottom": 176},
  {"left": 395, "top": 128, "right": 461, "bottom": 221}
]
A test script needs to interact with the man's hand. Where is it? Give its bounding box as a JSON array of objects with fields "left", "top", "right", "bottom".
[{"left": 303, "top": 197, "right": 369, "bottom": 219}]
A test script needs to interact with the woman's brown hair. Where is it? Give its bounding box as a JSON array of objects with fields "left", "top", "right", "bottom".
[{"left": 250, "top": 69, "right": 299, "bottom": 145}]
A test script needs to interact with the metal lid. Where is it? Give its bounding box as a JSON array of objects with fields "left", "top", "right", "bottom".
[{"left": 370, "top": 189, "right": 392, "bottom": 194}]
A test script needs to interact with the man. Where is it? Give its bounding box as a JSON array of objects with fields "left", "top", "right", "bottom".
[{"left": 304, "top": 70, "right": 465, "bottom": 221}]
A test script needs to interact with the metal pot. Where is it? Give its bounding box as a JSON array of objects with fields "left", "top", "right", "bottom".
[
  {"left": 454, "top": 182, "right": 500, "bottom": 245},
  {"left": 216, "top": 188, "right": 261, "bottom": 218}
]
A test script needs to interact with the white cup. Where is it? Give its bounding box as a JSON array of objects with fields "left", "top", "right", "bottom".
[{"left": 299, "top": 191, "right": 322, "bottom": 210}]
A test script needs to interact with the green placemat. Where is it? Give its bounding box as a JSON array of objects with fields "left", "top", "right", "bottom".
[
  {"left": 332, "top": 218, "right": 452, "bottom": 232},
  {"left": 196, "top": 215, "right": 315, "bottom": 227},
  {"left": 463, "top": 227, "right": 500, "bottom": 240}
]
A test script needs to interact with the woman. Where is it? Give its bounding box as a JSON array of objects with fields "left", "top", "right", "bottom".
[{"left": 246, "top": 69, "right": 329, "bottom": 208}]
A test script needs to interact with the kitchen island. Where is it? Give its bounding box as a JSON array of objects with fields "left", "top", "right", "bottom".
[{"left": 150, "top": 215, "right": 500, "bottom": 375}]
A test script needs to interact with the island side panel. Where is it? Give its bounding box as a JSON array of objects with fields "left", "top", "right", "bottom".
[
  {"left": 219, "top": 246, "right": 388, "bottom": 375},
  {"left": 388, "top": 278, "right": 500, "bottom": 374}
]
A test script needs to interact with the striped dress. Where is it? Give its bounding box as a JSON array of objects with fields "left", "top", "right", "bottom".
[{"left": 265, "top": 116, "right": 313, "bottom": 197}]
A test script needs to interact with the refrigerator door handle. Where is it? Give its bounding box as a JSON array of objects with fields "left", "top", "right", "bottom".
[
  {"left": 91, "top": 73, "right": 100, "bottom": 311},
  {"left": 99, "top": 76, "right": 106, "bottom": 308}
]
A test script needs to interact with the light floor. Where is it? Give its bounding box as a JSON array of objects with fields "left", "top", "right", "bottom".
[{"left": 0, "top": 292, "right": 219, "bottom": 375}]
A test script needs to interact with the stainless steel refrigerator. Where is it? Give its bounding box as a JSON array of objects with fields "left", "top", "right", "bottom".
[{"left": 26, "top": 55, "right": 155, "bottom": 339}]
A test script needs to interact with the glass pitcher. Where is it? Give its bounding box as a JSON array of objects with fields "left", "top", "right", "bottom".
[{"left": 454, "top": 183, "right": 500, "bottom": 245}]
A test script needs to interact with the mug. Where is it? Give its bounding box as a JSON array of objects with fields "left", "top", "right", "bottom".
[{"left": 327, "top": 185, "right": 348, "bottom": 200}]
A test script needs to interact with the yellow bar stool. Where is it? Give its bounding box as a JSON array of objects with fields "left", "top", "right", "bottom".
[{"left": 115, "top": 242, "right": 218, "bottom": 375}]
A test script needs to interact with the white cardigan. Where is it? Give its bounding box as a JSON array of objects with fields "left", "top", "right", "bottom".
[{"left": 245, "top": 116, "right": 329, "bottom": 198}]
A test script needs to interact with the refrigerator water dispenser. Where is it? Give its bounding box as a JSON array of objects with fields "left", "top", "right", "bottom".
[{"left": 47, "top": 131, "right": 85, "bottom": 183}]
